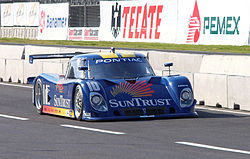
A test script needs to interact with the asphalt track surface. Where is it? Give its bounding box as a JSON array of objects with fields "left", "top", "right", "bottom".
[{"left": 1, "top": 83, "right": 250, "bottom": 159}]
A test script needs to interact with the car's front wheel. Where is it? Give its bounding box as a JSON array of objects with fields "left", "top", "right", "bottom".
[
  {"left": 34, "top": 78, "right": 43, "bottom": 114},
  {"left": 74, "top": 85, "right": 84, "bottom": 121}
]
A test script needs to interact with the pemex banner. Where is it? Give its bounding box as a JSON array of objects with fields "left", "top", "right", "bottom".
[
  {"left": 99, "top": 0, "right": 178, "bottom": 43},
  {"left": 177, "top": 0, "right": 249, "bottom": 45}
]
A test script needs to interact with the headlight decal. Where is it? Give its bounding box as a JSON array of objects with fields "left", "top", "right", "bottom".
[
  {"left": 89, "top": 92, "right": 108, "bottom": 112},
  {"left": 180, "top": 88, "right": 194, "bottom": 108}
]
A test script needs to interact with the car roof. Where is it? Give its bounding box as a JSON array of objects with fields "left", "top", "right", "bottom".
[{"left": 71, "top": 52, "right": 146, "bottom": 61}]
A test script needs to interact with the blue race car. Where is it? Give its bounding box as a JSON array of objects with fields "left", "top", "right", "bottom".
[{"left": 30, "top": 50, "right": 197, "bottom": 121}]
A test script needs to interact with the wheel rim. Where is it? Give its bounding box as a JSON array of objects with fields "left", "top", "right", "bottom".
[
  {"left": 35, "top": 81, "right": 42, "bottom": 110},
  {"left": 74, "top": 86, "right": 83, "bottom": 119}
]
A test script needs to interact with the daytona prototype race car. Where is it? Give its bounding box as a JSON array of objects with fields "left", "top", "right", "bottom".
[{"left": 30, "top": 50, "right": 197, "bottom": 121}]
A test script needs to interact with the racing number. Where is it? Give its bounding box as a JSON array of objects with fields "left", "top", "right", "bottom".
[{"left": 86, "top": 82, "right": 100, "bottom": 92}]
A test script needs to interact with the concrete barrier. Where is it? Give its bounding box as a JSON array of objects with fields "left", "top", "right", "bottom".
[
  {"left": 0, "top": 44, "right": 24, "bottom": 59},
  {"left": 194, "top": 73, "right": 228, "bottom": 108},
  {"left": 23, "top": 61, "right": 43, "bottom": 83},
  {"left": 5, "top": 59, "right": 24, "bottom": 83},
  {"left": 42, "top": 62, "right": 63, "bottom": 74},
  {"left": 200, "top": 55, "right": 250, "bottom": 76},
  {"left": 149, "top": 51, "right": 203, "bottom": 73},
  {"left": 0, "top": 59, "right": 5, "bottom": 81},
  {"left": 228, "top": 76, "right": 250, "bottom": 111}
]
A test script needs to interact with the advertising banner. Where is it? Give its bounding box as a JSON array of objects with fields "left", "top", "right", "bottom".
[
  {"left": 68, "top": 27, "right": 99, "bottom": 41},
  {"left": 38, "top": 3, "right": 69, "bottom": 40},
  {"left": 0, "top": 5, "right": 1, "bottom": 26},
  {"left": 68, "top": 27, "right": 83, "bottom": 40},
  {"left": 13, "top": 3, "right": 27, "bottom": 26},
  {"left": 99, "top": 0, "right": 178, "bottom": 43},
  {"left": 1, "top": 3, "right": 13, "bottom": 26},
  {"left": 26, "top": 2, "right": 39, "bottom": 26},
  {"left": 177, "top": 0, "right": 250, "bottom": 45}
]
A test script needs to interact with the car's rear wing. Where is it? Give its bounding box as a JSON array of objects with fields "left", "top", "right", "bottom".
[{"left": 29, "top": 52, "right": 92, "bottom": 64}]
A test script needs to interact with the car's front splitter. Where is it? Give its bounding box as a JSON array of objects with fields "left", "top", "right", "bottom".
[{"left": 82, "top": 111, "right": 198, "bottom": 121}]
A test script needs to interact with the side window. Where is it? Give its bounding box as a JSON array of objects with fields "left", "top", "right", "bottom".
[
  {"left": 65, "top": 63, "right": 75, "bottom": 79},
  {"left": 77, "top": 59, "right": 86, "bottom": 79},
  {"left": 66, "top": 59, "right": 86, "bottom": 79}
]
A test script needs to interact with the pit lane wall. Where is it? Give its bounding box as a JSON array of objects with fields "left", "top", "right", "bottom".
[{"left": 1, "top": 44, "right": 250, "bottom": 112}]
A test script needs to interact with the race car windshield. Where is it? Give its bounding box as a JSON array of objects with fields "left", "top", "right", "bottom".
[{"left": 89, "top": 60, "right": 155, "bottom": 79}]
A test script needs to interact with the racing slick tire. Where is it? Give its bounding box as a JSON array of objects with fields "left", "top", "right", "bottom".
[
  {"left": 74, "top": 85, "right": 84, "bottom": 121},
  {"left": 34, "top": 78, "right": 43, "bottom": 114}
]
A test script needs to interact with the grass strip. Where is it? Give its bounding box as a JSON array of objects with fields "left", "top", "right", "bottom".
[{"left": 0, "top": 38, "right": 249, "bottom": 53}]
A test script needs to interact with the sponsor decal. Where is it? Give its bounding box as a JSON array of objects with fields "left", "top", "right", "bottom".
[
  {"left": 56, "top": 82, "right": 64, "bottom": 93},
  {"left": 109, "top": 80, "right": 171, "bottom": 108},
  {"left": 43, "top": 105, "right": 74, "bottom": 118},
  {"left": 28, "top": 3, "right": 38, "bottom": 25},
  {"left": 54, "top": 95, "right": 70, "bottom": 108},
  {"left": 203, "top": 16, "right": 240, "bottom": 35},
  {"left": 111, "top": 2, "right": 121, "bottom": 38},
  {"left": 39, "top": 10, "right": 67, "bottom": 33},
  {"left": 84, "top": 28, "right": 99, "bottom": 40},
  {"left": 46, "top": 15, "right": 67, "bottom": 29},
  {"left": 110, "top": 2, "right": 163, "bottom": 39},
  {"left": 86, "top": 81, "right": 100, "bottom": 92},
  {"left": 2, "top": 4, "right": 12, "bottom": 25},
  {"left": 109, "top": 98, "right": 171, "bottom": 108},
  {"left": 186, "top": 0, "right": 201, "bottom": 43},
  {"left": 95, "top": 57, "right": 142, "bottom": 64},
  {"left": 178, "top": 84, "right": 189, "bottom": 88},
  {"left": 186, "top": 0, "right": 241, "bottom": 44},
  {"left": 68, "top": 28, "right": 82, "bottom": 40},
  {"left": 66, "top": 110, "right": 74, "bottom": 117},
  {"left": 40, "top": 10, "right": 46, "bottom": 33},
  {"left": 83, "top": 110, "right": 91, "bottom": 117},
  {"left": 111, "top": 80, "right": 154, "bottom": 97},
  {"left": 15, "top": 4, "right": 25, "bottom": 25},
  {"left": 43, "top": 85, "right": 51, "bottom": 105}
]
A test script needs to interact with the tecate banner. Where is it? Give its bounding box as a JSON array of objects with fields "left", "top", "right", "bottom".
[
  {"left": 177, "top": 0, "right": 250, "bottom": 45},
  {"left": 99, "top": 0, "right": 178, "bottom": 43},
  {"left": 1, "top": 3, "right": 13, "bottom": 26},
  {"left": 38, "top": 3, "right": 69, "bottom": 40},
  {"left": 68, "top": 27, "right": 99, "bottom": 41}
]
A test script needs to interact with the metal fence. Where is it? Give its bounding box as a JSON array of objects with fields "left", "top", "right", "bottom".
[{"left": 69, "top": 1, "right": 100, "bottom": 27}]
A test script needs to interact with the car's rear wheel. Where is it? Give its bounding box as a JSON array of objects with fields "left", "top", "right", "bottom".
[
  {"left": 74, "top": 85, "right": 84, "bottom": 121},
  {"left": 35, "top": 78, "right": 43, "bottom": 114}
]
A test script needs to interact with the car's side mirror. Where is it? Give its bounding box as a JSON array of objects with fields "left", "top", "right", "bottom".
[
  {"left": 164, "top": 63, "right": 173, "bottom": 67},
  {"left": 162, "top": 63, "right": 173, "bottom": 76},
  {"left": 78, "top": 66, "right": 88, "bottom": 71}
]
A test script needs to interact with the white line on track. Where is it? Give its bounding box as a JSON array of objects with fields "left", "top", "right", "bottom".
[
  {"left": 0, "top": 114, "right": 29, "bottom": 121},
  {"left": 176, "top": 142, "right": 250, "bottom": 155},
  {"left": 0, "top": 82, "right": 32, "bottom": 88},
  {"left": 196, "top": 106, "right": 250, "bottom": 116},
  {"left": 61, "top": 124, "right": 125, "bottom": 135}
]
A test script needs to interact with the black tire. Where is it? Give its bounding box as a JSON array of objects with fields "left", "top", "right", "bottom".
[
  {"left": 74, "top": 85, "right": 84, "bottom": 121},
  {"left": 34, "top": 78, "right": 43, "bottom": 114}
]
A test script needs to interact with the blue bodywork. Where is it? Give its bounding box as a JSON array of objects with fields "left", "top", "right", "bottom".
[{"left": 32, "top": 52, "right": 197, "bottom": 121}]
